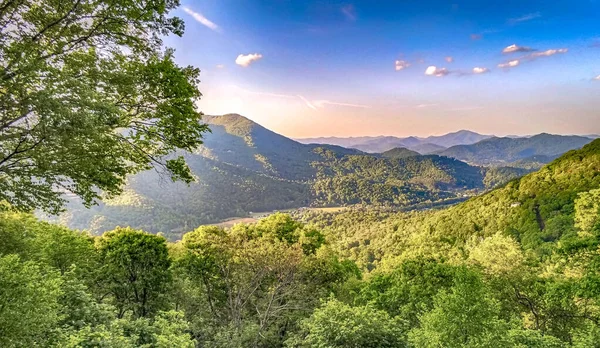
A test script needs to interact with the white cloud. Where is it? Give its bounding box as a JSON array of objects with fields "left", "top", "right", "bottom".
[
  {"left": 341, "top": 4, "right": 356, "bottom": 21},
  {"left": 216, "top": 64, "right": 225, "bottom": 69},
  {"left": 472, "top": 67, "right": 490, "bottom": 74},
  {"left": 502, "top": 44, "right": 534, "bottom": 54},
  {"left": 594, "top": 75, "right": 600, "bottom": 81},
  {"left": 395, "top": 60, "right": 410, "bottom": 71},
  {"left": 509, "top": 12, "right": 541, "bottom": 24},
  {"left": 498, "top": 60, "right": 520, "bottom": 69},
  {"left": 425, "top": 66, "right": 449, "bottom": 77},
  {"left": 183, "top": 7, "right": 220, "bottom": 32},
  {"left": 235, "top": 53, "right": 263, "bottom": 67},
  {"left": 529, "top": 48, "right": 568, "bottom": 58},
  {"left": 445, "top": 56, "right": 454, "bottom": 63}
]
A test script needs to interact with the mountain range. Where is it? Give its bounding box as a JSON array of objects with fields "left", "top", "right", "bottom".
[
  {"left": 50, "top": 114, "right": 594, "bottom": 237},
  {"left": 296, "top": 130, "right": 492, "bottom": 153}
]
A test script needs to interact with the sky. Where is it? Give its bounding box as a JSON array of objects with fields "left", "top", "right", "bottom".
[{"left": 165, "top": 0, "right": 600, "bottom": 138}]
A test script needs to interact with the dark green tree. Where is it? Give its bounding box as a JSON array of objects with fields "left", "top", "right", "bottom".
[
  {"left": 96, "top": 227, "right": 172, "bottom": 318},
  {"left": 0, "top": 0, "right": 209, "bottom": 213}
]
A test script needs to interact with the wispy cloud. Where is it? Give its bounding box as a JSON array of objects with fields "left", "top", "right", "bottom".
[
  {"left": 509, "top": 12, "right": 541, "bottom": 24},
  {"left": 235, "top": 53, "right": 263, "bottom": 67},
  {"left": 313, "top": 100, "right": 370, "bottom": 109},
  {"left": 249, "top": 89, "right": 369, "bottom": 110},
  {"left": 529, "top": 48, "right": 568, "bottom": 58},
  {"left": 472, "top": 67, "right": 490, "bottom": 74},
  {"left": 594, "top": 75, "right": 600, "bottom": 81},
  {"left": 395, "top": 60, "right": 410, "bottom": 71},
  {"left": 341, "top": 4, "right": 356, "bottom": 21},
  {"left": 499, "top": 47, "right": 568, "bottom": 69},
  {"left": 183, "top": 7, "right": 220, "bottom": 32},
  {"left": 470, "top": 34, "right": 482, "bottom": 40},
  {"left": 415, "top": 103, "right": 438, "bottom": 108},
  {"left": 297, "top": 95, "right": 317, "bottom": 110},
  {"left": 502, "top": 44, "right": 534, "bottom": 54},
  {"left": 425, "top": 66, "right": 450, "bottom": 77},
  {"left": 498, "top": 60, "right": 520, "bottom": 69},
  {"left": 445, "top": 56, "right": 454, "bottom": 63},
  {"left": 216, "top": 64, "right": 225, "bottom": 69}
]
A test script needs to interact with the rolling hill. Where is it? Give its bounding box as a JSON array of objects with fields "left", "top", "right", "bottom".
[{"left": 381, "top": 147, "right": 421, "bottom": 159}]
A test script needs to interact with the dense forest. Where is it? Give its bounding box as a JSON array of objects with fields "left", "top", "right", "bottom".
[{"left": 2, "top": 140, "right": 600, "bottom": 347}]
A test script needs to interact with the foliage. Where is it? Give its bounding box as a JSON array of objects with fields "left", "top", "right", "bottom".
[
  {"left": 288, "top": 298, "right": 408, "bottom": 348},
  {"left": 0, "top": 0, "right": 209, "bottom": 213},
  {"left": 0, "top": 254, "right": 62, "bottom": 347},
  {"left": 96, "top": 228, "right": 172, "bottom": 318}
]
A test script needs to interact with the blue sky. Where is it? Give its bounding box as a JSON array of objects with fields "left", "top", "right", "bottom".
[{"left": 166, "top": 0, "right": 600, "bottom": 137}]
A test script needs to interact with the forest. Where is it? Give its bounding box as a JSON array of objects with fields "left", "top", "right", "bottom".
[
  {"left": 2, "top": 140, "right": 600, "bottom": 347},
  {"left": 1, "top": 0, "right": 600, "bottom": 347}
]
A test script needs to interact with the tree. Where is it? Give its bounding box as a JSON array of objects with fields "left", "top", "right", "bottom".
[
  {"left": 288, "top": 298, "right": 408, "bottom": 348},
  {"left": 96, "top": 227, "right": 172, "bottom": 318},
  {"left": 0, "top": 255, "right": 63, "bottom": 347},
  {"left": 0, "top": 0, "right": 209, "bottom": 214},
  {"left": 409, "top": 267, "right": 511, "bottom": 348}
]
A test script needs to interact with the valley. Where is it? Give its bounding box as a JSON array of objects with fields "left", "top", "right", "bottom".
[{"left": 49, "top": 114, "right": 594, "bottom": 238}]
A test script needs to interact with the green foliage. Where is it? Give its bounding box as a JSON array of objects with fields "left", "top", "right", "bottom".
[
  {"left": 0, "top": 255, "right": 62, "bottom": 347},
  {"left": 288, "top": 298, "right": 408, "bottom": 348},
  {"left": 408, "top": 267, "right": 511, "bottom": 348},
  {"left": 0, "top": 0, "right": 209, "bottom": 214},
  {"left": 96, "top": 228, "right": 172, "bottom": 318}
]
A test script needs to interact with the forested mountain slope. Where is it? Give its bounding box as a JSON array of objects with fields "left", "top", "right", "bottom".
[
  {"left": 439, "top": 133, "right": 593, "bottom": 167},
  {"left": 53, "top": 114, "right": 522, "bottom": 236},
  {"left": 299, "top": 139, "right": 600, "bottom": 269}
]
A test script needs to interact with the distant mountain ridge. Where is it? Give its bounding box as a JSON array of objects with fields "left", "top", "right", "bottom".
[
  {"left": 296, "top": 130, "right": 596, "bottom": 155},
  {"left": 438, "top": 133, "right": 594, "bottom": 167},
  {"left": 296, "top": 130, "right": 493, "bottom": 153}
]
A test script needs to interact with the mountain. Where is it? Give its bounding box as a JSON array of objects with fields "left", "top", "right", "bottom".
[
  {"left": 381, "top": 147, "right": 421, "bottom": 159},
  {"left": 52, "top": 114, "right": 515, "bottom": 237},
  {"left": 296, "top": 130, "right": 492, "bottom": 153},
  {"left": 438, "top": 133, "right": 594, "bottom": 167},
  {"left": 410, "top": 143, "right": 447, "bottom": 154},
  {"left": 422, "top": 130, "right": 491, "bottom": 148},
  {"left": 299, "top": 138, "right": 600, "bottom": 268}
]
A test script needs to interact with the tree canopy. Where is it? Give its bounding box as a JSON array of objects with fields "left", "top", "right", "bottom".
[{"left": 0, "top": 0, "right": 209, "bottom": 213}]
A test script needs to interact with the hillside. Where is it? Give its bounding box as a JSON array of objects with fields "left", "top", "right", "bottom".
[
  {"left": 381, "top": 147, "right": 421, "bottom": 159},
  {"left": 298, "top": 139, "right": 600, "bottom": 268},
  {"left": 53, "top": 114, "right": 514, "bottom": 236},
  {"left": 439, "top": 133, "right": 593, "bottom": 167},
  {"left": 410, "top": 142, "right": 447, "bottom": 154}
]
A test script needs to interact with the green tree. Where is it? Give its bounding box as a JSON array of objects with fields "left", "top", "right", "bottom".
[
  {"left": 96, "top": 227, "right": 172, "bottom": 318},
  {"left": 409, "top": 267, "right": 511, "bottom": 348},
  {"left": 288, "top": 298, "right": 408, "bottom": 348},
  {"left": 0, "top": 255, "right": 62, "bottom": 347},
  {"left": 0, "top": 0, "right": 209, "bottom": 214}
]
